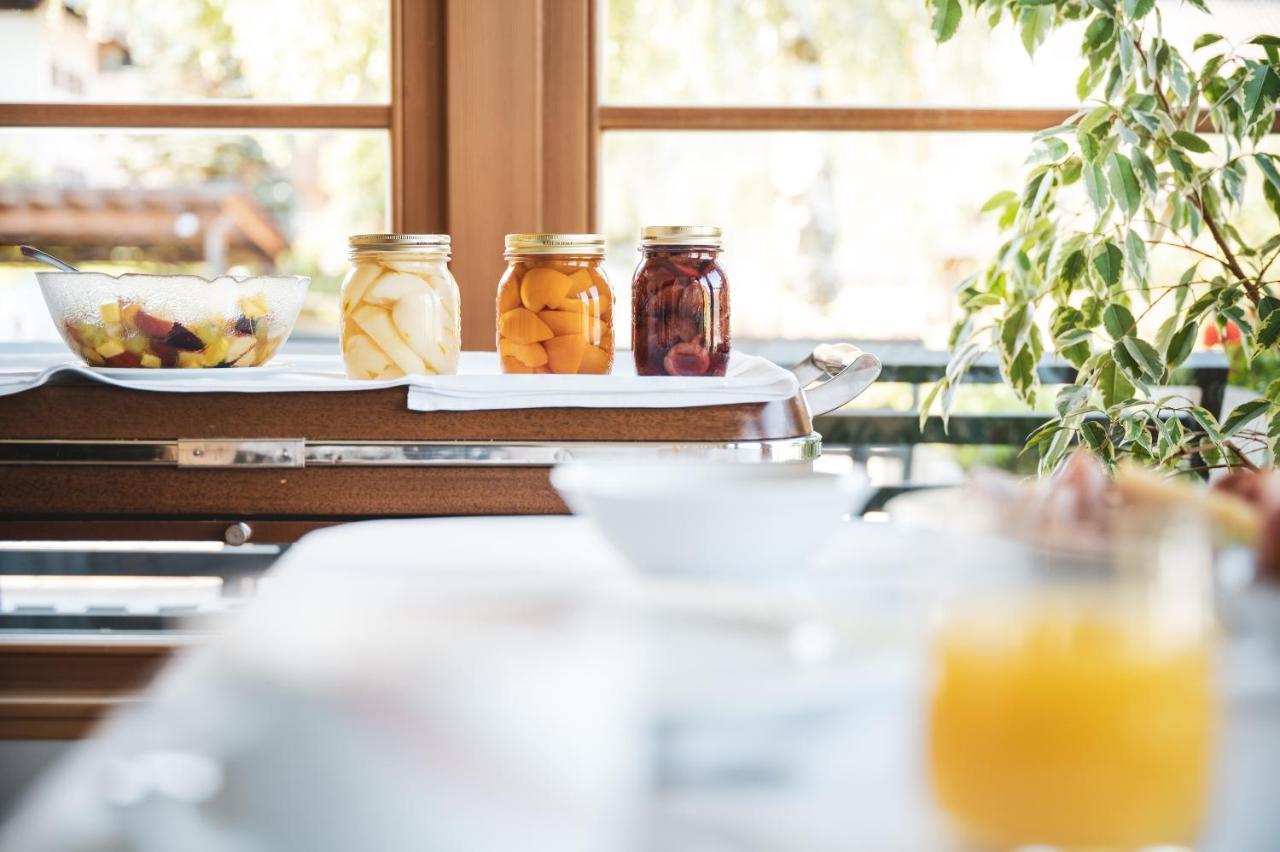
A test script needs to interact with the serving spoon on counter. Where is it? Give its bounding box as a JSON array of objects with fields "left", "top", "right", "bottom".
[{"left": 20, "top": 245, "right": 79, "bottom": 273}]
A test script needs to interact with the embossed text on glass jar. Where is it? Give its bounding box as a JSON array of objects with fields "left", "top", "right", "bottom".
[
  {"left": 496, "top": 233, "right": 614, "bottom": 374},
  {"left": 340, "top": 234, "right": 461, "bottom": 379},
  {"left": 632, "top": 226, "right": 730, "bottom": 376}
]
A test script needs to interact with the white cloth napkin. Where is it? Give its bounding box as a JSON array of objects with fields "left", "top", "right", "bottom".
[{"left": 0, "top": 350, "right": 799, "bottom": 411}]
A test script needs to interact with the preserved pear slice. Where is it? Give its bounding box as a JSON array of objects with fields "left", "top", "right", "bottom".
[
  {"left": 342, "top": 263, "right": 383, "bottom": 317},
  {"left": 351, "top": 305, "right": 427, "bottom": 375},
  {"left": 345, "top": 332, "right": 393, "bottom": 378}
]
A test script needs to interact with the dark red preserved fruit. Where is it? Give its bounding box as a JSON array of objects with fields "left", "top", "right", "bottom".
[{"left": 631, "top": 241, "right": 730, "bottom": 377}]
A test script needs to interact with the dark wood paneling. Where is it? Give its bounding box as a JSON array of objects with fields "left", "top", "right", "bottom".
[{"left": 0, "top": 382, "right": 811, "bottom": 442}]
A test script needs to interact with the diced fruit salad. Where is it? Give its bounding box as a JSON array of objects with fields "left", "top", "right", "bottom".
[{"left": 63, "top": 295, "right": 283, "bottom": 368}]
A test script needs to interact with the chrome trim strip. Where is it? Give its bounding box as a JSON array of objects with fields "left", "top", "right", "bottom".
[{"left": 0, "top": 435, "right": 821, "bottom": 467}]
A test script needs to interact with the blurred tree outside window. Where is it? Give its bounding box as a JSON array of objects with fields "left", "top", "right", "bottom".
[
  {"left": 601, "top": 0, "right": 1280, "bottom": 348},
  {"left": 0, "top": 0, "right": 389, "bottom": 340}
]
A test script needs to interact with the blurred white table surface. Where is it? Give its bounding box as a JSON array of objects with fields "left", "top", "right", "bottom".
[{"left": 2, "top": 516, "right": 1278, "bottom": 852}]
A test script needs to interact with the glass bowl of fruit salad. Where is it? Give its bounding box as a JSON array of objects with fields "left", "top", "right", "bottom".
[{"left": 37, "top": 271, "right": 309, "bottom": 368}]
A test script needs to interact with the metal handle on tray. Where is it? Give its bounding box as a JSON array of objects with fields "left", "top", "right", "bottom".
[{"left": 791, "top": 343, "right": 882, "bottom": 417}]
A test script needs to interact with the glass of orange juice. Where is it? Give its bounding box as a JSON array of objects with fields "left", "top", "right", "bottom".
[{"left": 927, "top": 511, "right": 1218, "bottom": 850}]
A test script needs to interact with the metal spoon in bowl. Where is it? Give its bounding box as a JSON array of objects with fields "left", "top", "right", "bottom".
[{"left": 20, "top": 245, "right": 79, "bottom": 273}]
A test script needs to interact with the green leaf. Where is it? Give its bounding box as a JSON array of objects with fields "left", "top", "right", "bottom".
[
  {"left": 980, "top": 189, "right": 1018, "bottom": 213},
  {"left": 918, "top": 380, "right": 944, "bottom": 430},
  {"left": 1258, "top": 308, "right": 1280, "bottom": 348},
  {"left": 1255, "top": 154, "right": 1280, "bottom": 193},
  {"left": 1019, "top": 5, "right": 1054, "bottom": 56},
  {"left": 1222, "top": 398, "right": 1272, "bottom": 436},
  {"left": 1084, "top": 16, "right": 1115, "bottom": 52},
  {"left": 1061, "top": 249, "right": 1087, "bottom": 284},
  {"left": 1171, "top": 130, "right": 1212, "bottom": 154},
  {"left": 1130, "top": 147, "right": 1159, "bottom": 194},
  {"left": 1194, "top": 33, "right": 1224, "bottom": 51},
  {"left": 1081, "top": 419, "right": 1110, "bottom": 451},
  {"left": 1099, "top": 355, "right": 1136, "bottom": 409},
  {"left": 1107, "top": 153, "right": 1142, "bottom": 218},
  {"left": 1166, "top": 321, "right": 1198, "bottom": 369},
  {"left": 1083, "top": 162, "right": 1109, "bottom": 211},
  {"left": 1120, "top": 336, "right": 1164, "bottom": 382},
  {"left": 1124, "top": 229, "right": 1149, "bottom": 285},
  {"left": 1250, "top": 35, "right": 1280, "bottom": 47},
  {"left": 1093, "top": 241, "right": 1124, "bottom": 287},
  {"left": 1124, "top": 0, "right": 1155, "bottom": 19},
  {"left": 1244, "top": 62, "right": 1278, "bottom": 123},
  {"left": 1103, "top": 303, "right": 1135, "bottom": 339},
  {"left": 1265, "top": 378, "right": 1280, "bottom": 404},
  {"left": 929, "top": 0, "right": 963, "bottom": 43},
  {"left": 1055, "top": 383, "right": 1091, "bottom": 418},
  {"left": 1189, "top": 406, "right": 1223, "bottom": 444},
  {"left": 1168, "top": 148, "right": 1194, "bottom": 182},
  {"left": 1026, "top": 137, "right": 1069, "bottom": 165}
]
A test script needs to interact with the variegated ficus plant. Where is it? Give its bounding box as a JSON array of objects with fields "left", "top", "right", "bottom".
[{"left": 923, "top": 0, "right": 1280, "bottom": 474}]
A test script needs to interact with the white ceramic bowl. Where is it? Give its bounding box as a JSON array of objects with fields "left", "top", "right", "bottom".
[
  {"left": 37, "top": 271, "right": 309, "bottom": 368},
  {"left": 551, "top": 460, "right": 871, "bottom": 574}
]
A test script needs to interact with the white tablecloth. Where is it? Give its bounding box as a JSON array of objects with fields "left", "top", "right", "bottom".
[
  {"left": 3, "top": 517, "right": 1277, "bottom": 852},
  {"left": 0, "top": 351, "right": 800, "bottom": 411}
]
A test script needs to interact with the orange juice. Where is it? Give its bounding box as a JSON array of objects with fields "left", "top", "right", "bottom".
[{"left": 929, "top": 604, "right": 1215, "bottom": 849}]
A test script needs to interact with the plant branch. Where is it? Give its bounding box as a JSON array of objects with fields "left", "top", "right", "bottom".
[
  {"left": 1197, "top": 193, "right": 1260, "bottom": 306},
  {"left": 1132, "top": 38, "right": 1258, "bottom": 305}
]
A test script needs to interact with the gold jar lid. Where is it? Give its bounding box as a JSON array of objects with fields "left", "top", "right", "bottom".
[
  {"left": 640, "top": 225, "right": 722, "bottom": 247},
  {"left": 349, "top": 233, "right": 451, "bottom": 257},
  {"left": 504, "top": 233, "right": 606, "bottom": 257}
]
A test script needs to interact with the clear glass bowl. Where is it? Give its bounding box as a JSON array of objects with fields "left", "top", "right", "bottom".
[{"left": 37, "top": 272, "right": 310, "bottom": 368}]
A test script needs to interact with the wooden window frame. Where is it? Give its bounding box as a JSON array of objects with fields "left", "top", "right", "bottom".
[{"left": 16, "top": 0, "right": 1256, "bottom": 349}]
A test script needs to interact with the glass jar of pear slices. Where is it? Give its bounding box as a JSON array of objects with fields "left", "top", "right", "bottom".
[{"left": 340, "top": 234, "right": 462, "bottom": 379}]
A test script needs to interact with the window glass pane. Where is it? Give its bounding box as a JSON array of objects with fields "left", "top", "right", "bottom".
[
  {"left": 603, "top": 0, "right": 1280, "bottom": 107},
  {"left": 603, "top": 131, "right": 1280, "bottom": 346},
  {"left": 0, "top": 129, "right": 388, "bottom": 340},
  {"left": 0, "top": 0, "right": 388, "bottom": 103},
  {"left": 603, "top": 131, "right": 1027, "bottom": 346}
]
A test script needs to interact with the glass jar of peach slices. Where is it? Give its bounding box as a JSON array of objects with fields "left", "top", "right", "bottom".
[
  {"left": 497, "top": 233, "right": 613, "bottom": 374},
  {"left": 340, "top": 234, "right": 461, "bottom": 379},
  {"left": 632, "top": 226, "right": 730, "bottom": 376}
]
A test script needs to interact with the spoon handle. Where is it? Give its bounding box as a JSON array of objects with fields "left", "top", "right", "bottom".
[{"left": 20, "top": 245, "right": 79, "bottom": 273}]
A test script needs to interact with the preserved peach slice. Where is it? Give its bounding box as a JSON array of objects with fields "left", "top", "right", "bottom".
[
  {"left": 564, "top": 269, "right": 595, "bottom": 298},
  {"left": 499, "top": 338, "right": 549, "bottom": 367},
  {"left": 499, "top": 278, "right": 522, "bottom": 313},
  {"left": 498, "top": 307, "right": 554, "bottom": 343},
  {"left": 352, "top": 305, "right": 427, "bottom": 375},
  {"left": 519, "top": 267, "right": 571, "bottom": 312},
  {"left": 544, "top": 333, "right": 586, "bottom": 374},
  {"left": 579, "top": 343, "right": 610, "bottom": 374},
  {"left": 501, "top": 355, "right": 534, "bottom": 374},
  {"left": 538, "top": 309, "right": 588, "bottom": 337}
]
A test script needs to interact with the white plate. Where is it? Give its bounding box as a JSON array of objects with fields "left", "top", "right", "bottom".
[{"left": 86, "top": 362, "right": 292, "bottom": 379}]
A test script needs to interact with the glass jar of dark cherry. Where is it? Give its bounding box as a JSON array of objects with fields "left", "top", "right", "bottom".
[{"left": 631, "top": 226, "right": 730, "bottom": 376}]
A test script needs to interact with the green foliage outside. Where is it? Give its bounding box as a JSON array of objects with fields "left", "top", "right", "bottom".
[{"left": 924, "top": 0, "right": 1280, "bottom": 474}]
